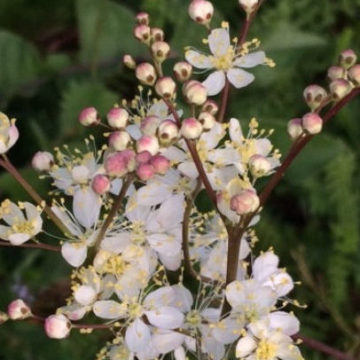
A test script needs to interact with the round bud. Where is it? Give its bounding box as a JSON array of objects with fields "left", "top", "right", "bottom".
[
  {"left": 136, "top": 163, "right": 155, "bottom": 181},
  {"left": 188, "top": 0, "right": 214, "bottom": 25},
  {"left": 79, "top": 107, "right": 99, "bottom": 126},
  {"left": 238, "top": 0, "right": 259, "bottom": 15},
  {"left": 249, "top": 155, "right": 271, "bottom": 177},
  {"left": 107, "top": 108, "right": 129, "bottom": 129},
  {"left": 230, "top": 190, "right": 260, "bottom": 215},
  {"left": 32, "top": 151, "right": 54, "bottom": 172},
  {"left": 183, "top": 80, "right": 208, "bottom": 106},
  {"left": 136, "top": 12, "right": 150, "bottom": 26},
  {"left": 8, "top": 299, "right": 31, "bottom": 320},
  {"left": 105, "top": 152, "right": 127, "bottom": 177},
  {"left": 136, "top": 151, "right": 152, "bottom": 164},
  {"left": 151, "top": 41, "right": 170, "bottom": 63},
  {"left": 150, "top": 155, "right": 170, "bottom": 175},
  {"left": 181, "top": 117, "right": 203, "bottom": 139},
  {"left": 349, "top": 64, "right": 360, "bottom": 86},
  {"left": 303, "top": 85, "right": 328, "bottom": 111},
  {"left": 92, "top": 174, "right": 111, "bottom": 195},
  {"left": 155, "top": 77, "right": 177, "bottom": 99},
  {"left": 173, "top": 62, "right": 193, "bottom": 82},
  {"left": 198, "top": 112, "right": 216, "bottom": 131},
  {"left": 134, "top": 25, "right": 151, "bottom": 45},
  {"left": 327, "top": 66, "right": 345, "bottom": 81},
  {"left": 329, "top": 79, "right": 352, "bottom": 100},
  {"left": 339, "top": 49, "right": 357, "bottom": 69},
  {"left": 141, "top": 116, "right": 161, "bottom": 136},
  {"left": 74, "top": 285, "right": 97, "bottom": 306},
  {"left": 302, "top": 113, "right": 323, "bottom": 135},
  {"left": 136, "top": 135, "right": 159, "bottom": 156},
  {"left": 201, "top": 100, "right": 219, "bottom": 115},
  {"left": 287, "top": 118, "right": 303, "bottom": 141},
  {"left": 44, "top": 314, "right": 71, "bottom": 339},
  {"left": 123, "top": 54, "right": 136, "bottom": 70},
  {"left": 151, "top": 28, "right": 165, "bottom": 42},
  {"left": 158, "top": 119, "right": 179, "bottom": 145},
  {"left": 109, "top": 131, "right": 131, "bottom": 151},
  {"left": 136, "top": 63, "right": 157, "bottom": 86}
]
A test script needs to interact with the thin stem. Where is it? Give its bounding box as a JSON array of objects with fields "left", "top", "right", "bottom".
[
  {"left": 218, "top": 79, "right": 230, "bottom": 123},
  {"left": 0, "top": 240, "right": 60, "bottom": 252}
]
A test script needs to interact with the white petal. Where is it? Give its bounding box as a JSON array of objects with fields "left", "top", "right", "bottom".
[
  {"left": 162, "top": 146, "right": 187, "bottom": 163},
  {"left": 185, "top": 50, "right": 212, "bottom": 69},
  {"left": 174, "top": 346, "right": 186, "bottom": 360},
  {"left": 208, "top": 28, "right": 230, "bottom": 57},
  {"left": 178, "top": 161, "right": 198, "bottom": 179},
  {"left": 233, "top": 51, "right": 266, "bottom": 68},
  {"left": 136, "top": 182, "right": 172, "bottom": 206},
  {"left": 146, "top": 306, "right": 184, "bottom": 329},
  {"left": 159, "top": 252, "right": 182, "bottom": 271},
  {"left": 8, "top": 233, "right": 31, "bottom": 245},
  {"left": 227, "top": 68, "right": 255, "bottom": 89},
  {"left": 74, "top": 285, "right": 97, "bottom": 306},
  {"left": 51, "top": 205, "right": 82, "bottom": 236},
  {"left": 100, "top": 232, "right": 132, "bottom": 253},
  {"left": 59, "top": 304, "right": 87, "bottom": 321},
  {"left": 203, "top": 71, "right": 226, "bottom": 96},
  {"left": 144, "top": 286, "right": 176, "bottom": 308},
  {"left": 2, "top": 202, "right": 24, "bottom": 225},
  {"left": 229, "top": 118, "right": 244, "bottom": 143},
  {"left": 61, "top": 242, "right": 87, "bottom": 267},
  {"left": 171, "top": 285, "right": 193, "bottom": 312},
  {"left": 125, "top": 319, "right": 151, "bottom": 352},
  {"left": 93, "top": 300, "right": 125, "bottom": 319},
  {"left": 235, "top": 336, "right": 257, "bottom": 358},
  {"left": 126, "top": 124, "right": 142, "bottom": 140},
  {"left": 73, "top": 187, "right": 101, "bottom": 229},
  {"left": 277, "top": 343, "right": 304, "bottom": 360},
  {"left": 152, "top": 331, "right": 185, "bottom": 354},
  {"left": 156, "top": 194, "right": 184, "bottom": 229},
  {"left": 213, "top": 317, "right": 241, "bottom": 344},
  {"left": 256, "top": 138, "right": 273, "bottom": 156},
  {"left": 200, "top": 122, "right": 225, "bottom": 150},
  {"left": 268, "top": 311, "right": 300, "bottom": 336},
  {"left": 253, "top": 251, "right": 279, "bottom": 282}
]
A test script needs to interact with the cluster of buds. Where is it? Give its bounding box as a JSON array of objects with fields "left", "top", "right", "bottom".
[{"left": 288, "top": 112, "right": 323, "bottom": 140}]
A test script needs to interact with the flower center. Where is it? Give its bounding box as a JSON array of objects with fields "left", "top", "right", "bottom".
[
  {"left": 256, "top": 340, "right": 277, "bottom": 360},
  {"left": 128, "top": 303, "right": 143, "bottom": 319},
  {"left": 186, "top": 310, "right": 202, "bottom": 327},
  {"left": 102, "top": 255, "right": 129, "bottom": 276},
  {"left": 11, "top": 220, "right": 36, "bottom": 235},
  {"left": 130, "top": 221, "right": 146, "bottom": 245},
  {"left": 211, "top": 47, "right": 235, "bottom": 71}
]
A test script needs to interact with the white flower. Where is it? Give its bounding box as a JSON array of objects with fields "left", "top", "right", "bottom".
[
  {"left": 0, "top": 113, "right": 19, "bottom": 154},
  {"left": 185, "top": 27, "right": 266, "bottom": 95}
]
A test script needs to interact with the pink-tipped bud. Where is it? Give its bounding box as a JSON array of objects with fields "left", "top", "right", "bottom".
[
  {"left": 136, "top": 163, "right": 155, "bottom": 181},
  {"left": 7, "top": 299, "right": 31, "bottom": 320},
  {"left": 339, "top": 49, "right": 357, "bottom": 69},
  {"left": 327, "top": 66, "right": 345, "bottom": 81},
  {"left": 44, "top": 314, "right": 71, "bottom": 339},
  {"left": 188, "top": 0, "right": 214, "bottom": 25},
  {"left": 287, "top": 118, "right": 303, "bottom": 141},
  {"left": 198, "top": 112, "right": 216, "bottom": 131},
  {"left": 173, "top": 62, "right": 193, "bottom": 82},
  {"left": 151, "top": 28, "right": 165, "bottom": 42},
  {"left": 181, "top": 117, "right": 203, "bottom": 139},
  {"left": 155, "top": 77, "right": 177, "bottom": 99},
  {"left": 249, "top": 155, "right": 271, "bottom": 177},
  {"left": 150, "top": 155, "right": 170, "bottom": 175},
  {"left": 134, "top": 25, "right": 151, "bottom": 45},
  {"left": 92, "top": 174, "right": 111, "bottom": 195},
  {"left": 183, "top": 80, "right": 208, "bottom": 106},
  {"left": 105, "top": 152, "right": 127, "bottom": 177},
  {"left": 123, "top": 54, "right": 136, "bottom": 70},
  {"left": 303, "top": 85, "right": 327, "bottom": 111},
  {"left": 158, "top": 119, "right": 179, "bottom": 145},
  {"left": 349, "top": 65, "right": 360, "bottom": 86},
  {"left": 79, "top": 107, "right": 99, "bottom": 126},
  {"left": 109, "top": 131, "right": 131, "bottom": 151},
  {"left": 136, "top": 12, "right": 150, "bottom": 26},
  {"left": 238, "top": 0, "right": 259, "bottom": 15},
  {"left": 32, "top": 151, "right": 54, "bottom": 172},
  {"left": 136, "top": 63, "right": 157, "bottom": 86},
  {"left": 107, "top": 108, "right": 129, "bottom": 129},
  {"left": 230, "top": 190, "right": 260, "bottom": 215},
  {"left": 151, "top": 41, "right": 170, "bottom": 63},
  {"left": 136, "top": 151, "right": 152, "bottom": 164},
  {"left": 302, "top": 113, "right": 323, "bottom": 135},
  {"left": 136, "top": 135, "right": 159, "bottom": 156},
  {"left": 201, "top": 100, "right": 219, "bottom": 115},
  {"left": 329, "top": 79, "right": 352, "bottom": 100},
  {"left": 141, "top": 116, "right": 161, "bottom": 136}
]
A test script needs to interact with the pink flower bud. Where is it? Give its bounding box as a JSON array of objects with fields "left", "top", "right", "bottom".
[
  {"left": 327, "top": 66, "right": 345, "bottom": 81},
  {"left": 188, "top": 0, "right": 214, "bottom": 25},
  {"left": 136, "top": 163, "right": 155, "bottom": 181},
  {"left": 150, "top": 155, "right": 170, "bottom": 174},
  {"left": 79, "top": 107, "right": 99, "bottom": 126},
  {"left": 349, "top": 64, "right": 360, "bottom": 86},
  {"left": 91, "top": 174, "right": 111, "bottom": 195},
  {"left": 134, "top": 25, "right": 151, "bottom": 44},
  {"left": 339, "top": 49, "right": 357, "bottom": 69},
  {"left": 136, "top": 63, "right": 157, "bottom": 86},
  {"left": 158, "top": 119, "right": 179, "bottom": 145},
  {"left": 230, "top": 190, "right": 260, "bottom": 215},
  {"left": 151, "top": 41, "right": 170, "bottom": 63},
  {"left": 44, "top": 314, "right": 71, "bottom": 339},
  {"left": 109, "top": 131, "right": 131, "bottom": 151},
  {"left": 198, "top": 112, "right": 216, "bottom": 130},
  {"left": 329, "top": 79, "right": 352, "bottom": 100},
  {"left": 8, "top": 299, "right": 31, "bottom": 320},
  {"left": 303, "top": 85, "right": 327, "bottom": 111},
  {"left": 201, "top": 100, "right": 219, "bottom": 115},
  {"left": 123, "top": 54, "right": 136, "bottom": 70},
  {"left": 32, "top": 151, "right": 54, "bottom": 172},
  {"left": 107, "top": 108, "right": 129, "bottom": 129},
  {"left": 173, "top": 62, "right": 193, "bottom": 82},
  {"left": 287, "top": 118, "right": 303, "bottom": 141},
  {"left": 140, "top": 116, "right": 161, "bottom": 136},
  {"left": 181, "top": 117, "right": 203, "bottom": 139},
  {"left": 302, "top": 113, "right": 323, "bottom": 135},
  {"left": 105, "top": 152, "right": 127, "bottom": 177},
  {"left": 121, "top": 149, "right": 136, "bottom": 172},
  {"left": 249, "top": 155, "right": 271, "bottom": 177},
  {"left": 136, "top": 12, "right": 150, "bottom": 26},
  {"left": 151, "top": 28, "right": 165, "bottom": 42},
  {"left": 155, "top": 77, "right": 177, "bottom": 99},
  {"left": 136, "top": 151, "right": 152, "bottom": 164},
  {"left": 136, "top": 135, "right": 159, "bottom": 156},
  {"left": 183, "top": 80, "right": 208, "bottom": 106}
]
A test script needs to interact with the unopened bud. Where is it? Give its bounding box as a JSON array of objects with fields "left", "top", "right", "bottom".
[
  {"left": 8, "top": 299, "right": 31, "bottom": 320},
  {"left": 173, "top": 62, "right": 193, "bottom": 82},
  {"left": 150, "top": 155, "right": 170, "bottom": 175},
  {"left": 136, "top": 12, "right": 150, "bottom": 26},
  {"left": 183, "top": 80, "right": 208, "bottom": 106},
  {"left": 136, "top": 151, "right": 152, "bottom": 164},
  {"left": 158, "top": 119, "right": 179, "bottom": 145},
  {"left": 107, "top": 108, "right": 129, "bottom": 129},
  {"left": 79, "top": 107, "right": 99, "bottom": 126},
  {"left": 249, "top": 155, "right": 271, "bottom": 177},
  {"left": 201, "top": 100, "right": 219, "bottom": 115},
  {"left": 349, "top": 65, "right": 360, "bottom": 86},
  {"left": 0, "top": 311, "right": 8, "bottom": 324},
  {"left": 141, "top": 116, "right": 161, "bottom": 136},
  {"left": 136, "top": 163, "right": 155, "bottom": 181},
  {"left": 302, "top": 113, "right": 323, "bottom": 135},
  {"left": 339, "top": 49, "right": 357, "bottom": 69},
  {"left": 92, "top": 174, "right": 111, "bottom": 195},
  {"left": 238, "top": 0, "right": 259, "bottom": 15},
  {"left": 136, "top": 63, "right": 157, "bottom": 86},
  {"left": 151, "top": 41, "right": 170, "bottom": 63},
  {"left": 123, "top": 54, "right": 136, "bottom": 70},
  {"left": 151, "top": 28, "right": 165, "bottom": 42},
  {"left": 303, "top": 85, "right": 328, "bottom": 111},
  {"left": 188, "top": 0, "right": 214, "bottom": 26},
  {"left": 329, "top": 79, "right": 352, "bottom": 100},
  {"left": 105, "top": 150, "right": 136, "bottom": 176},
  {"left": 109, "top": 131, "right": 131, "bottom": 151},
  {"left": 155, "top": 77, "right": 177, "bottom": 99},
  {"left": 44, "top": 314, "right": 71, "bottom": 339},
  {"left": 32, "top": 151, "right": 54, "bottom": 172},
  {"left": 287, "top": 118, "right": 303, "bottom": 141},
  {"left": 134, "top": 25, "right": 151, "bottom": 45},
  {"left": 230, "top": 190, "right": 260, "bottom": 215},
  {"left": 198, "top": 112, "right": 216, "bottom": 130},
  {"left": 327, "top": 66, "right": 345, "bottom": 81},
  {"left": 181, "top": 117, "right": 203, "bottom": 139},
  {"left": 137, "top": 135, "right": 159, "bottom": 156}
]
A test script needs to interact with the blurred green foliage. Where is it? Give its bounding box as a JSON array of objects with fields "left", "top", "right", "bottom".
[{"left": 0, "top": 0, "right": 360, "bottom": 359}]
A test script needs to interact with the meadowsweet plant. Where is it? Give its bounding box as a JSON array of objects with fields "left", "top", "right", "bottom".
[{"left": 0, "top": 1, "right": 359, "bottom": 360}]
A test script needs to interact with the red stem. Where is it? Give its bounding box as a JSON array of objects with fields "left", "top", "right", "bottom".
[{"left": 0, "top": 240, "right": 60, "bottom": 252}]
